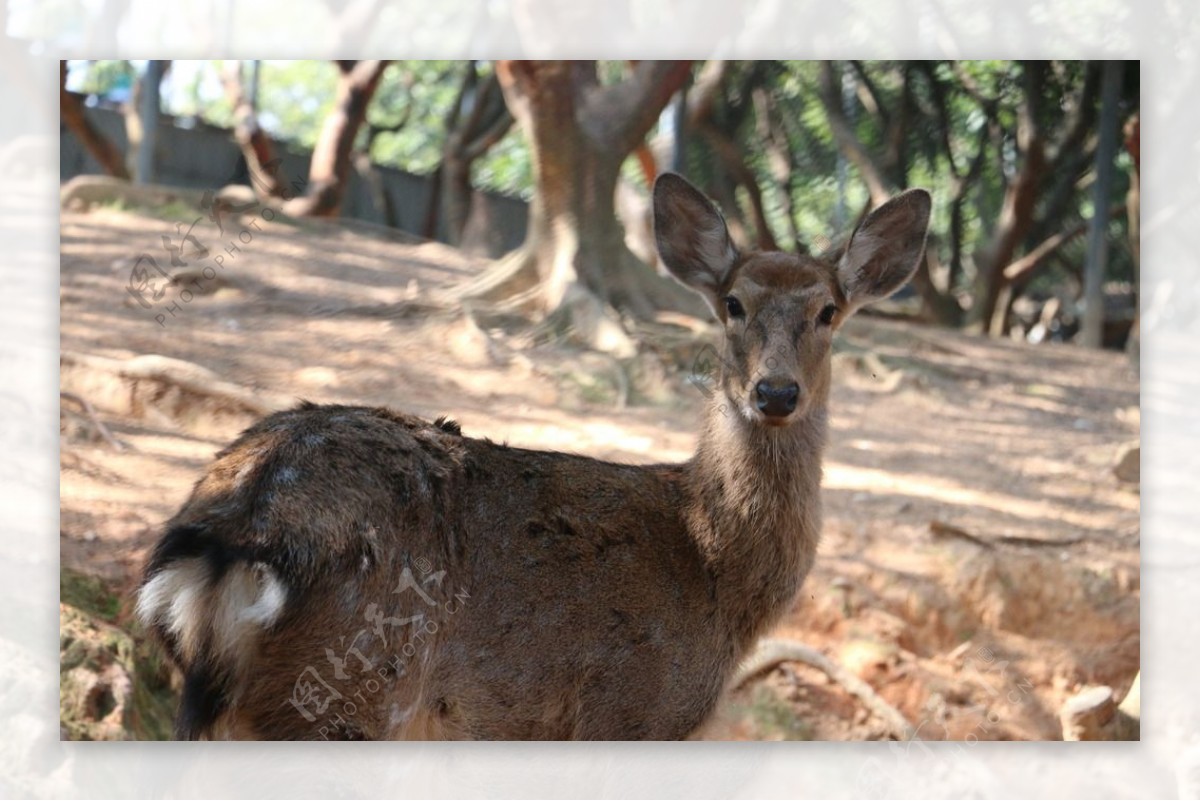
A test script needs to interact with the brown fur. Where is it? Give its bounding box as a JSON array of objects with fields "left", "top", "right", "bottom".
[{"left": 138, "top": 174, "right": 930, "bottom": 740}]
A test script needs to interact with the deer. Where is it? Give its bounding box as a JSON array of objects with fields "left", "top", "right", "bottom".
[{"left": 137, "top": 173, "right": 931, "bottom": 740}]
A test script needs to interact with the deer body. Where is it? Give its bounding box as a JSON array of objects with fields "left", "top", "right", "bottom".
[{"left": 139, "top": 174, "right": 930, "bottom": 740}]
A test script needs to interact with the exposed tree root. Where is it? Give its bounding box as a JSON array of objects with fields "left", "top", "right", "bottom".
[
  {"left": 60, "top": 351, "right": 287, "bottom": 419},
  {"left": 60, "top": 392, "right": 126, "bottom": 451},
  {"left": 441, "top": 246, "right": 541, "bottom": 307},
  {"left": 735, "top": 637, "right": 917, "bottom": 741},
  {"left": 442, "top": 239, "right": 709, "bottom": 358}
]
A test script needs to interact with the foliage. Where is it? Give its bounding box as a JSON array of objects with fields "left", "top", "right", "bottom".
[
  {"left": 71, "top": 59, "right": 136, "bottom": 101},
  {"left": 366, "top": 60, "right": 459, "bottom": 173}
]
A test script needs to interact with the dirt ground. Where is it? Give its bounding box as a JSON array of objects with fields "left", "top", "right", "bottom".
[{"left": 58, "top": 201, "right": 1140, "bottom": 741}]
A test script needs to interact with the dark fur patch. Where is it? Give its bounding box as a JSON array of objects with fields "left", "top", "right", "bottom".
[
  {"left": 433, "top": 416, "right": 462, "bottom": 436},
  {"left": 175, "top": 658, "right": 229, "bottom": 740},
  {"left": 144, "top": 523, "right": 211, "bottom": 574},
  {"left": 144, "top": 523, "right": 251, "bottom": 587}
]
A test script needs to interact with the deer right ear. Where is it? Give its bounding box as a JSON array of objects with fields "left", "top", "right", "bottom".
[
  {"left": 653, "top": 173, "right": 738, "bottom": 317},
  {"left": 836, "top": 188, "right": 932, "bottom": 316}
]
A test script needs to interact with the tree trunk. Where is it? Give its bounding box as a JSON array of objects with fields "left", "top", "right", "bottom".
[
  {"left": 441, "top": 66, "right": 513, "bottom": 247},
  {"left": 911, "top": 238, "right": 966, "bottom": 326},
  {"left": 455, "top": 60, "right": 703, "bottom": 345},
  {"left": 60, "top": 62, "right": 130, "bottom": 180},
  {"left": 284, "top": 60, "right": 390, "bottom": 218},
  {"left": 1123, "top": 112, "right": 1140, "bottom": 363},
  {"left": 819, "top": 61, "right": 892, "bottom": 207},
  {"left": 696, "top": 125, "right": 778, "bottom": 251},
  {"left": 679, "top": 62, "right": 779, "bottom": 251},
  {"left": 135, "top": 60, "right": 167, "bottom": 184},
  {"left": 1080, "top": 60, "right": 1124, "bottom": 348},
  {"left": 976, "top": 61, "right": 1104, "bottom": 335},
  {"left": 441, "top": 144, "right": 474, "bottom": 248},
  {"left": 973, "top": 69, "right": 1049, "bottom": 336},
  {"left": 974, "top": 139, "right": 1045, "bottom": 334},
  {"left": 420, "top": 164, "right": 444, "bottom": 240},
  {"left": 756, "top": 87, "right": 803, "bottom": 253},
  {"left": 222, "top": 60, "right": 286, "bottom": 200}
]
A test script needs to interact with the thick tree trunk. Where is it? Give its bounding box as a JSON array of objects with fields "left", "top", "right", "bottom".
[
  {"left": 60, "top": 62, "right": 130, "bottom": 180},
  {"left": 455, "top": 60, "right": 703, "bottom": 344},
  {"left": 441, "top": 149, "right": 473, "bottom": 247},
  {"left": 284, "top": 60, "right": 390, "bottom": 218}
]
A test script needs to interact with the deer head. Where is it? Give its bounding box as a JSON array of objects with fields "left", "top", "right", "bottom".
[{"left": 654, "top": 173, "right": 931, "bottom": 427}]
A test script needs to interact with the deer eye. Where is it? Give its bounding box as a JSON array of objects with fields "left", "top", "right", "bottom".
[
  {"left": 724, "top": 296, "right": 745, "bottom": 319},
  {"left": 817, "top": 304, "right": 837, "bottom": 326}
]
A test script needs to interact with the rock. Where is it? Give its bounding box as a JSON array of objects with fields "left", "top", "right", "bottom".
[
  {"left": 838, "top": 638, "right": 898, "bottom": 680},
  {"left": 1060, "top": 681, "right": 1139, "bottom": 741},
  {"left": 1113, "top": 443, "right": 1140, "bottom": 483},
  {"left": 1060, "top": 685, "right": 1115, "bottom": 741}
]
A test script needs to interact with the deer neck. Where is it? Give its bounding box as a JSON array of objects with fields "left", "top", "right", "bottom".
[{"left": 685, "top": 394, "right": 828, "bottom": 649}]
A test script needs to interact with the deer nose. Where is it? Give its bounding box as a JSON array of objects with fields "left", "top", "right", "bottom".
[{"left": 755, "top": 380, "right": 800, "bottom": 418}]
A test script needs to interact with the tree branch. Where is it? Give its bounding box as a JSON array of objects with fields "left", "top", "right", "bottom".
[
  {"left": 285, "top": 60, "right": 391, "bottom": 217},
  {"left": 758, "top": 86, "right": 803, "bottom": 252},
  {"left": 221, "top": 60, "right": 285, "bottom": 199},
  {"left": 1048, "top": 61, "right": 1101, "bottom": 167},
  {"left": 460, "top": 69, "right": 514, "bottom": 160},
  {"left": 1004, "top": 204, "right": 1125, "bottom": 286},
  {"left": 850, "top": 60, "right": 890, "bottom": 132},
  {"left": 688, "top": 60, "right": 731, "bottom": 124},
  {"left": 584, "top": 60, "right": 693, "bottom": 153},
  {"left": 60, "top": 62, "right": 130, "bottom": 180},
  {"left": 462, "top": 106, "right": 514, "bottom": 161},
  {"left": 949, "top": 61, "right": 999, "bottom": 111},
  {"left": 818, "top": 61, "right": 891, "bottom": 206},
  {"left": 919, "top": 62, "right": 960, "bottom": 177}
]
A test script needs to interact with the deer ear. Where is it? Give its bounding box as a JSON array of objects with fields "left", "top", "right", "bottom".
[
  {"left": 837, "top": 189, "right": 931, "bottom": 316},
  {"left": 653, "top": 173, "right": 738, "bottom": 317}
]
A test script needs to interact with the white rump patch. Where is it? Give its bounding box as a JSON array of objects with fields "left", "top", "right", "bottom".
[
  {"left": 241, "top": 566, "right": 287, "bottom": 626},
  {"left": 136, "top": 559, "right": 211, "bottom": 662},
  {"left": 137, "top": 558, "right": 286, "bottom": 666},
  {"left": 211, "top": 563, "right": 287, "bottom": 662}
]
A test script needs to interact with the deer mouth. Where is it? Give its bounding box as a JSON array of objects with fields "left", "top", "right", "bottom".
[
  {"left": 738, "top": 397, "right": 806, "bottom": 428},
  {"left": 751, "top": 409, "right": 802, "bottom": 428}
]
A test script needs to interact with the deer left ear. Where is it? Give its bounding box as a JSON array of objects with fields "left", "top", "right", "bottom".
[
  {"left": 653, "top": 172, "right": 739, "bottom": 318},
  {"left": 837, "top": 189, "right": 931, "bottom": 316}
]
